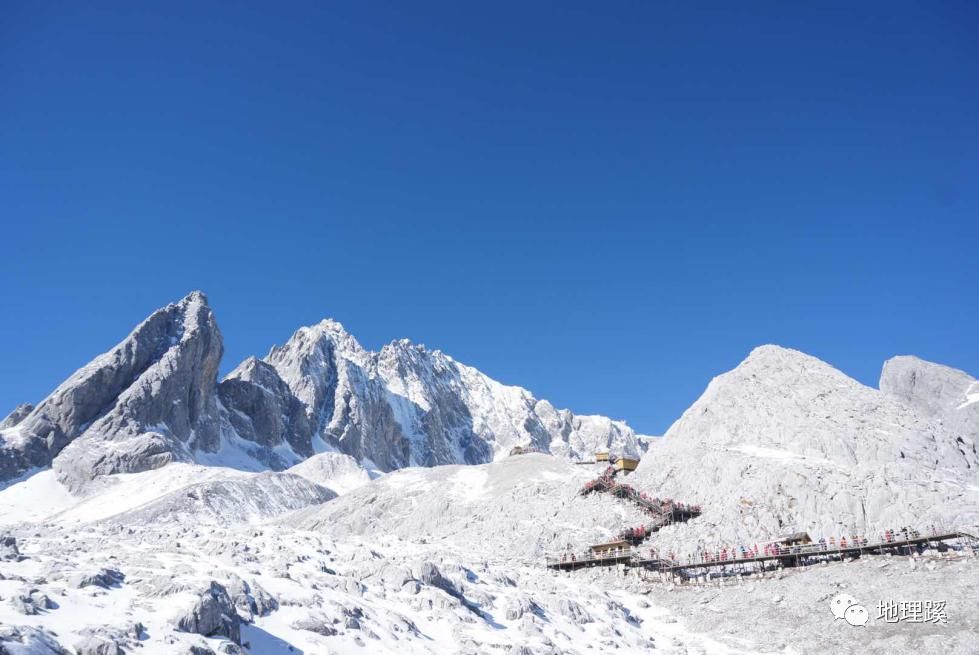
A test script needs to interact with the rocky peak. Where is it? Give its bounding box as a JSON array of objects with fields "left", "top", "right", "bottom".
[
  {"left": 0, "top": 404, "right": 34, "bottom": 430},
  {"left": 265, "top": 319, "right": 368, "bottom": 413},
  {"left": 0, "top": 291, "right": 225, "bottom": 489},
  {"left": 2, "top": 294, "right": 647, "bottom": 486}
]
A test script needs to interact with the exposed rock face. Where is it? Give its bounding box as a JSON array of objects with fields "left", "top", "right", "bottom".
[
  {"left": 217, "top": 357, "right": 314, "bottom": 466},
  {"left": 0, "top": 535, "right": 21, "bottom": 561},
  {"left": 0, "top": 292, "right": 642, "bottom": 487},
  {"left": 171, "top": 581, "right": 241, "bottom": 645},
  {"left": 0, "top": 291, "right": 224, "bottom": 489},
  {"left": 257, "top": 322, "right": 642, "bottom": 470},
  {"left": 0, "top": 625, "right": 70, "bottom": 654},
  {"left": 70, "top": 568, "right": 125, "bottom": 589},
  {"left": 632, "top": 345, "right": 979, "bottom": 550},
  {"left": 880, "top": 355, "right": 979, "bottom": 439},
  {"left": 224, "top": 574, "right": 277, "bottom": 623},
  {"left": 0, "top": 404, "right": 33, "bottom": 430},
  {"left": 72, "top": 632, "right": 125, "bottom": 655}
]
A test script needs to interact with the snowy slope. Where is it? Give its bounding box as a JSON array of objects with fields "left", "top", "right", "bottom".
[
  {"left": 286, "top": 451, "right": 377, "bottom": 495},
  {"left": 0, "top": 458, "right": 753, "bottom": 655},
  {"left": 284, "top": 454, "right": 653, "bottom": 559}
]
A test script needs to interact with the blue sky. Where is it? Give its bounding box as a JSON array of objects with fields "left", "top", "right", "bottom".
[{"left": 2, "top": 1, "right": 977, "bottom": 435}]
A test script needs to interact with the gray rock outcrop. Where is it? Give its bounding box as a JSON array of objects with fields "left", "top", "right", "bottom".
[
  {"left": 0, "top": 291, "right": 224, "bottom": 490},
  {"left": 0, "top": 626, "right": 70, "bottom": 654},
  {"left": 217, "top": 357, "right": 314, "bottom": 466},
  {"left": 880, "top": 355, "right": 978, "bottom": 439},
  {"left": 70, "top": 568, "right": 125, "bottom": 589},
  {"left": 172, "top": 581, "right": 241, "bottom": 645},
  {"left": 0, "top": 291, "right": 646, "bottom": 489},
  {"left": 0, "top": 535, "right": 22, "bottom": 561},
  {"left": 73, "top": 632, "right": 125, "bottom": 655},
  {"left": 0, "top": 403, "right": 34, "bottom": 429}
]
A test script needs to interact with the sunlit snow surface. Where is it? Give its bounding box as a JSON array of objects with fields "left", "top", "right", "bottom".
[
  {"left": 2, "top": 344, "right": 979, "bottom": 654},
  {"left": 2, "top": 452, "right": 977, "bottom": 654},
  {"left": 0, "top": 457, "right": 753, "bottom": 655}
]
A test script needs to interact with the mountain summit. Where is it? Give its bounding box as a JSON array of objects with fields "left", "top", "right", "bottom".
[
  {"left": 0, "top": 292, "right": 643, "bottom": 489},
  {"left": 1, "top": 292, "right": 224, "bottom": 489}
]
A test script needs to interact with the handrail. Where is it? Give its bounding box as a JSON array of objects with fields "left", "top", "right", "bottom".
[{"left": 546, "top": 526, "right": 974, "bottom": 571}]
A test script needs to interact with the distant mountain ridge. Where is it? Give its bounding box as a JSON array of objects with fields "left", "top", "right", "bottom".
[{"left": 0, "top": 291, "right": 643, "bottom": 489}]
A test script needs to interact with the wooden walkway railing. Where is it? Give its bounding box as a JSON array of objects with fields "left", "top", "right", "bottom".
[{"left": 546, "top": 528, "right": 979, "bottom": 575}]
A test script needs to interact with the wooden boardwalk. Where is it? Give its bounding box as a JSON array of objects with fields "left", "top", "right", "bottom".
[{"left": 546, "top": 529, "right": 979, "bottom": 576}]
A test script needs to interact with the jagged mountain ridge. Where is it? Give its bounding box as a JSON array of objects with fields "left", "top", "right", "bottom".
[{"left": 0, "top": 292, "right": 643, "bottom": 489}]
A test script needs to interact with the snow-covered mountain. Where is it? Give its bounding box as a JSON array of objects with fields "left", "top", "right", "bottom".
[
  {"left": 1, "top": 291, "right": 225, "bottom": 491},
  {"left": 2, "top": 308, "right": 979, "bottom": 654},
  {"left": 632, "top": 345, "right": 979, "bottom": 551},
  {"left": 0, "top": 292, "right": 643, "bottom": 490}
]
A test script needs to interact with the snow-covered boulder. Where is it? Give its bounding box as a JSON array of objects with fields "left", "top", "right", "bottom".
[
  {"left": 0, "top": 626, "right": 69, "bottom": 654},
  {"left": 171, "top": 581, "right": 241, "bottom": 645},
  {"left": 72, "top": 632, "right": 125, "bottom": 655},
  {"left": 0, "top": 535, "right": 22, "bottom": 561}
]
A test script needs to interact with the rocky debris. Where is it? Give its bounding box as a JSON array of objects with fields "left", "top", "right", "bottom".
[
  {"left": 135, "top": 575, "right": 196, "bottom": 597},
  {"left": 9, "top": 588, "right": 55, "bottom": 615},
  {"left": 224, "top": 574, "right": 277, "bottom": 622},
  {"left": 290, "top": 615, "right": 338, "bottom": 636},
  {"left": 73, "top": 632, "right": 125, "bottom": 655},
  {"left": 416, "top": 561, "right": 456, "bottom": 595},
  {"left": 70, "top": 568, "right": 124, "bottom": 589},
  {"left": 0, "top": 403, "right": 34, "bottom": 429},
  {"left": 0, "top": 625, "right": 70, "bottom": 654},
  {"left": 0, "top": 535, "right": 23, "bottom": 562},
  {"left": 554, "top": 597, "right": 593, "bottom": 624},
  {"left": 171, "top": 581, "right": 241, "bottom": 645},
  {"left": 505, "top": 596, "right": 544, "bottom": 621},
  {"left": 286, "top": 452, "right": 373, "bottom": 495},
  {"left": 288, "top": 454, "right": 650, "bottom": 559}
]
